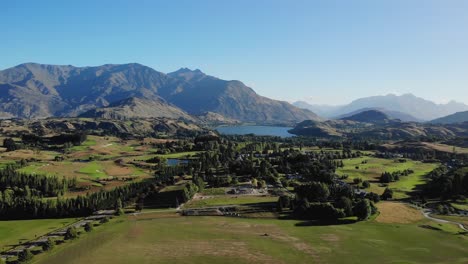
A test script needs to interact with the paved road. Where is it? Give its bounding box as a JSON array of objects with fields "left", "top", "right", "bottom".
[{"left": 421, "top": 209, "right": 468, "bottom": 232}]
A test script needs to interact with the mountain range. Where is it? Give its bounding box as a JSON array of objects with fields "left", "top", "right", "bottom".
[
  {"left": 289, "top": 109, "right": 468, "bottom": 140},
  {"left": 293, "top": 94, "right": 468, "bottom": 121},
  {"left": 430, "top": 111, "right": 468, "bottom": 124},
  {"left": 0, "top": 63, "right": 319, "bottom": 123}
]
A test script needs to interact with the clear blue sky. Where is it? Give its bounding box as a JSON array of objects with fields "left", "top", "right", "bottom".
[{"left": 1, "top": 0, "right": 468, "bottom": 105}]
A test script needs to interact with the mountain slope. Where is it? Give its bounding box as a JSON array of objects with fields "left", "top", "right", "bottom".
[
  {"left": 165, "top": 68, "right": 320, "bottom": 123},
  {"left": 430, "top": 111, "right": 468, "bottom": 124},
  {"left": 0, "top": 63, "right": 319, "bottom": 123},
  {"left": 340, "top": 110, "right": 394, "bottom": 124},
  {"left": 336, "top": 107, "right": 421, "bottom": 122},
  {"left": 0, "top": 63, "right": 172, "bottom": 118},
  {"left": 79, "top": 97, "right": 195, "bottom": 121}
]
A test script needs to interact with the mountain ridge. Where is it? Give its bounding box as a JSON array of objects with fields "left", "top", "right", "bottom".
[
  {"left": 0, "top": 63, "right": 319, "bottom": 123},
  {"left": 430, "top": 111, "right": 468, "bottom": 124},
  {"left": 293, "top": 94, "right": 468, "bottom": 121}
]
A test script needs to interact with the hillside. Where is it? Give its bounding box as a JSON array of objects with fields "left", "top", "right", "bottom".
[
  {"left": 164, "top": 68, "right": 320, "bottom": 123},
  {"left": 430, "top": 111, "right": 468, "bottom": 124},
  {"left": 339, "top": 109, "right": 396, "bottom": 124},
  {"left": 79, "top": 97, "right": 195, "bottom": 121},
  {"left": 289, "top": 118, "right": 468, "bottom": 140},
  {"left": 0, "top": 118, "right": 204, "bottom": 137},
  {"left": 0, "top": 63, "right": 319, "bottom": 123},
  {"left": 336, "top": 108, "right": 421, "bottom": 122}
]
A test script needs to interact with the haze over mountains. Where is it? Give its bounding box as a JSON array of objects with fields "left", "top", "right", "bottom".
[
  {"left": 430, "top": 111, "right": 468, "bottom": 124},
  {"left": 0, "top": 63, "right": 319, "bottom": 123},
  {"left": 294, "top": 94, "right": 468, "bottom": 121},
  {"left": 1, "top": 63, "right": 467, "bottom": 125}
]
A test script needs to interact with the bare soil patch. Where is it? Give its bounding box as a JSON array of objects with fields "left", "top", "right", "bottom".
[{"left": 376, "top": 202, "right": 423, "bottom": 224}]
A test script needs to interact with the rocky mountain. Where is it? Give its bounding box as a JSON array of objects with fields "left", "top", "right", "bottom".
[
  {"left": 164, "top": 68, "right": 319, "bottom": 123},
  {"left": 0, "top": 63, "right": 319, "bottom": 124},
  {"left": 79, "top": 97, "right": 195, "bottom": 121},
  {"left": 196, "top": 112, "right": 240, "bottom": 125},
  {"left": 337, "top": 108, "right": 420, "bottom": 122},
  {"left": 294, "top": 94, "right": 468, "bottom": 121},
  {"left": 430, "top": 111, "right": 468, "bottom": 124}
]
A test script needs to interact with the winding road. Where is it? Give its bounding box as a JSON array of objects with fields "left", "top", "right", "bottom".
[{"left": 421, "top": 209, "right": 468, "bottom": 232}]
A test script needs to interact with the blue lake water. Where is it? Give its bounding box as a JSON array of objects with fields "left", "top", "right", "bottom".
[
  {"left": 167, "top": 158, "right": 190, "bottom": 166},
  {"left": 216, "top": 125, "right": 294, "bottom": 137}
]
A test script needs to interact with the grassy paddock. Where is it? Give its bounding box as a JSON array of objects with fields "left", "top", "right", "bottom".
[
  {"left": 183, "top": 195, "right": 278, "bottom": 208},
  {"left": 336, "top": 157, "right": 438, "bottom": 198},
  {"left": 0, "top": 218, "right": 75, "bottom": 251},
  {"left": 32, "top": 213, "right": 468, "bottom": 264}
]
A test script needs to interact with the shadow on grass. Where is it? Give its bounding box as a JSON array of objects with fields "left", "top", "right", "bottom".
[{"left": 294, "top": 218, "right": 358, "bottom": 227}]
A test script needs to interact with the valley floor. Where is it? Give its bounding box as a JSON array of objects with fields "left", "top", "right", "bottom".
[{"left": 30, "top": 205, "right": 468, "bottom": 264}]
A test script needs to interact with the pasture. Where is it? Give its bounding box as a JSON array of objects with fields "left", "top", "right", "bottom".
[
  {"left": 31, "top": 211, "right": 468, "bottom": 264},
  {"left": 0, "top": 218, "right": 75, "bottom": 251},
  {"left": 183, "top": 195, "right": 278, "bottom": 208},
  {"left": 336, "top": 157, "right": 438, "bottom": 199}
]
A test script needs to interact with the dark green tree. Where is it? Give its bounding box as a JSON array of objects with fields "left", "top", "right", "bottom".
[
  {"left": 84, "top": 222, "right": 93, "bottom": 232},
  {"left": 65, "top": 226, "right": 78, "bottom": 240},
  {"left": 354, "top": 199, "right": 371, "bottom": 220},
  {"left": 42, "top": 237, "right": 55, "bottom": 251},
  {"left": 381, "top": 188, "right": 393, "bottom": 200},
  {"left": 336, "top": 196, "right": 353, "bottom": 217},
  {"left": 18, "top": 248, "right": 33, "bottom": 263}
]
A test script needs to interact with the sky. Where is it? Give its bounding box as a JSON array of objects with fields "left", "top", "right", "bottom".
[{"left": 1, "top": 0, "right": 468, "bottom": 105}]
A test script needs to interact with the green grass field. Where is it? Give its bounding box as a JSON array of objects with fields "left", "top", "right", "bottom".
[
  {"left": 201, "top": 188, "right": 226, "bottom": 196},
  {"left": 183, "top": 195, "right": 278, "bottom": 208},
  {"left": 336, "top": 157, "right": 438, "bottom": 198},
  {"left": 0, "top": 218, "right": 75, "bottom": 251},
  {"left": 69, "top": 138, "right": 97, "bottom": 152},
  {"left": 31, "top": 213, "right": 468, "bottom": 264},
  {"left": 157, "top": 151, "right": 201, "bottom": 159},
  {"left": 78, "top": 161, "right": 108, "bottom": 179}
]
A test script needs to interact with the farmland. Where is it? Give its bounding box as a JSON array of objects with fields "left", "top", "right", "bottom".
[
  {"left": 0, "top": 218, "right": 75, "bottom": 251},
  {"left": 0, "top": 130, "right": 466, "bottom": 263},
  {"left": 31, "top": 210, "right": 468, "bottom": 264},
  {"left": 336, "top": 156, "right": 439, "bottom": 199}
]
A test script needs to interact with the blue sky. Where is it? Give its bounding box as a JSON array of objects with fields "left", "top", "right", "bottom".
[{"left": 1, "top": 0, "right": 467, "bottom": 105}]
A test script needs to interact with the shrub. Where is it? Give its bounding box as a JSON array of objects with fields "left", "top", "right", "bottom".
[
  {"left": 84, "top": 222, "right": 93, "bottom": 232},
  {"left": 65, "top": 226, "right": 78, "bottom": 240},
  {"left": 362, "top": 180, "right": 370, "bottom": 188},
  {"left": 353, "top": 178, "right": 363, "bottom": 184},
  {"left": 42, "top": 237, "right": 55, "bottom": 251},
  {"left": 18, "top": 248, "right": 33, "bottom": 263}
]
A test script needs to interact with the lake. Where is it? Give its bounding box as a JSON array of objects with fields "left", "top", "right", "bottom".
[
  {"left": 167, "top": 158, "right": 190, "bottom": 166},
  {"left": 216, "top": 125, "right": 294, "bottom": 137}
]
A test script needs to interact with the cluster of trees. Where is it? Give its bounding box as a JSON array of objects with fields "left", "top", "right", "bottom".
[
  {"left": 22, "top": 133, "right": 88, "bottom": 146},
  {"left": 288, "top": 181, "right": 378, "bottom": 222},
  {"left": 379, "top": 169, "right": 414, "bottom": 183},
  {"left": 3, "top": 138, "right": 19, "bottom": 151},
  {"left": 0, "top": 164, "right": 76, "bottom": 197},
  {"left": 424, "top": 166, "right": 468, "bottom": 199},
  {"left": 0, "top": 181, "right": 152, "bottom": 219}
]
